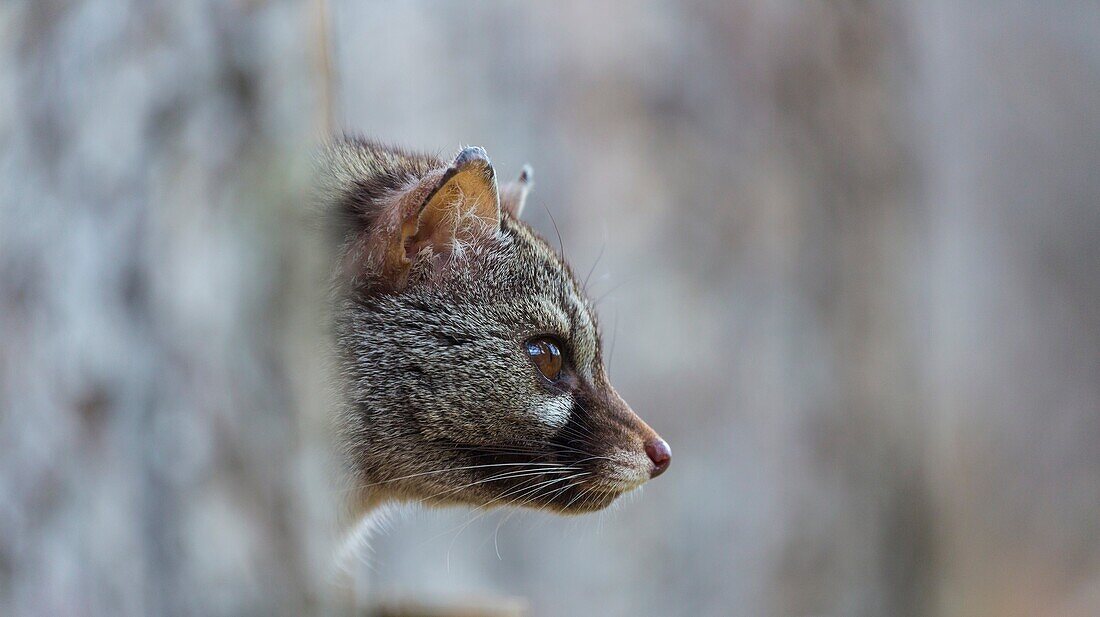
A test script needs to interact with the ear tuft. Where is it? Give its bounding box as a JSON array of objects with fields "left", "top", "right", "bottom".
[
  {"left": 453, "top": 145, "right": 492, "bottom": 169},
  {"left": 501, "top": 164, "right": 533, "bottom": 218}
]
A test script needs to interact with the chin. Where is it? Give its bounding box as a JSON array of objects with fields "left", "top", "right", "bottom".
[
  {"left": 550, "top": 495, "right": 620, "bottom": 514},
  {"left": 538, "top": 481, "right": 637, "bottom": 515}
]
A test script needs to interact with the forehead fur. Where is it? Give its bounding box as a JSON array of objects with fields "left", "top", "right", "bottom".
[{"left": 415, "top": 213, "right": 599, "bottom": 360}]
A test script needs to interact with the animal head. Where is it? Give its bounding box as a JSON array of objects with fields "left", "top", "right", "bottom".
[{"left": 322, "top": 138, "right": 671, "bottom": 516}]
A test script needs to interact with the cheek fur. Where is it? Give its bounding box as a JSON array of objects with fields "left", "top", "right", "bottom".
[{"left": 528, "top": 392, "right": 572, "bottom": 430}]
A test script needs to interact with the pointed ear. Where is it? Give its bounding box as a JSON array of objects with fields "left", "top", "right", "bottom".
[
  {"left": 408, "top": 146, "right": 501, "bottom": 256},
  {"left": 500, "top": 164, "right": 532, "bottom": 218},
  {"left": 369, "top": 146, "right": 501, "bottom": 289}
]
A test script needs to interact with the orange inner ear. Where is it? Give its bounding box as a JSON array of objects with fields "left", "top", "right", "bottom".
[
  {"left": 443, "top": 166, "right": 500, "bottom": 222},
  {"left": 401, "top": 167, "right": 500, "bottom": 261}
]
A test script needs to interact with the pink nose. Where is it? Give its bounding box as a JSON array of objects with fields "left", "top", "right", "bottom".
[{"left": 644, "top": 438, "right": 672, "bottom": 478}]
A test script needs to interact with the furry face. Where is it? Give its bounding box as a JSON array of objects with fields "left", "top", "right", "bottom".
[{"left": 324, "top": 138, "right": 670, "bottom": 517}]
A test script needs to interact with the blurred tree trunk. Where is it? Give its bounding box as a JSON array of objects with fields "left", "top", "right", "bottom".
[
  {"left": 0, "top": 1, "right": 332, "bottom": 615},
  {"left": 764, "top": 4, "right": 935, "bottom": 617}
]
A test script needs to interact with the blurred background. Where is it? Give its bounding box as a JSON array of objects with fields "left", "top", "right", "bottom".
[{"left": 2, "top": 1, "right": 1099, "bottom": 616}]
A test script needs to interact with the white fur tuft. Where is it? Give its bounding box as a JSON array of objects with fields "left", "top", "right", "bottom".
[{"left": 530, "top": 393, "right": 572, "bottom": 429}]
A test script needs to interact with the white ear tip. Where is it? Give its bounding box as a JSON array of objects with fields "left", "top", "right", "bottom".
[{"left": 453, "top": 146, "right": 491, "bottom": 169}]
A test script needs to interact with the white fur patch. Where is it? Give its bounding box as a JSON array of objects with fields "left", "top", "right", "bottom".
[
  {"left": 603, "top": 449, "right": 653, "bottom": 489},
  {"left": 530, "top": 393, "right": 572, "bottom": 429}
]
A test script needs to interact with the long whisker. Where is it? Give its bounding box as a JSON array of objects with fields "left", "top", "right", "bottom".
[
  {"left": 583, "top": 242, "right": 606, "bottom": 292},
  {"left": 489, "top": 472, "right": 591, "bottom": 508},
  {"left": 543, "top": 204, "right": 565, "bottom": 259},
  {"left": 353, "top": 461, "right": 572, "bottom": 490},
  {"left": 562, "top": 481, "right": 601, "bottom": 511},
  {"left": 432, "top": 471, "right": 589, "bottom": 557},
  {"left": 558, "top": 423, "right": 596, "bottom": 443},
  {"left": 519, "top": 474, "right": 587, "bottom": 508},
  {"left": 436, "top": 470, "right": 597, "bottom": 568},
  {"left": 461, "top": 437, "right": 600, "bottom": 460},
  {"left": 593, "top": 276, "right": 635, "bottom": 307},
  {"left": 409, "top": 467, "right": 581, "bottom": 506},
  {"left": 558, "top": 415, "right": 597, "bottom": 439},
  {"left": 441, "top": 473, "right": 573, "bottom": 568},
  {"left": 429, "top": 439, "right": 597, "bottom": 458}
]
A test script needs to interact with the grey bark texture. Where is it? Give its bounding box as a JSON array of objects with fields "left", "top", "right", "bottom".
[{"left": 1, "top": 1, "right": 332, "bottom": 615}]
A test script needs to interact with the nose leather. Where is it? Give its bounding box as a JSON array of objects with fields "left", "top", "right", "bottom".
[{"left": 644, "top": 438, "right": 671, "bottom": 478}]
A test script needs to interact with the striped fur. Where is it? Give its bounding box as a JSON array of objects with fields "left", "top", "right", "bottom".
[{"left": 320, "top": 137, "right": 665, "bottom": 522}]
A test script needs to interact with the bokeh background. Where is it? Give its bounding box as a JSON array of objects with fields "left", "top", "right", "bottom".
[{"left": 3, "top": 1, "right": 1099, "bottom": 616}]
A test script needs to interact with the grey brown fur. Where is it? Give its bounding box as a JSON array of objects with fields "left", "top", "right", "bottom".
[{"left": 319, "top": 137, "right": 667, "bottom": 524}]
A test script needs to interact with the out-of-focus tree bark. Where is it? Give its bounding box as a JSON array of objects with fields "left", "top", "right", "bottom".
[
  {"left": 761, "top": 5, "right": 933, "bottom": 617},
  {"left": 0, "top": 1, "right": 332, "bottom": 615},
  {"left": 914, "top": 2, "right": 1100, "bottom": 615}
]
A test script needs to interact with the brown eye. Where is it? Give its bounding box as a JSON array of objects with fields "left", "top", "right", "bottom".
[{"left": 525, "top": 337, "right": 563, "bottom": 382}]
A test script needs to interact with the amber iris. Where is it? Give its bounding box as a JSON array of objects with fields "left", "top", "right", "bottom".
[{"left": 526, "top": 337, "right": 563, "bottom": 381}]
